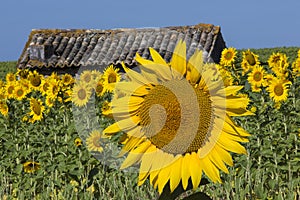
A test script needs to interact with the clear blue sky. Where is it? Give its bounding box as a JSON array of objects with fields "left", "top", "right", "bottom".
[{"left": 1, "top": 0, "right": 300, "bottom": 61}]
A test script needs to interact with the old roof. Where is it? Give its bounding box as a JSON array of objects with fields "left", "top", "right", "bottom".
[{"left": 16, "top": 23, "right": 226, "bottom": 71}]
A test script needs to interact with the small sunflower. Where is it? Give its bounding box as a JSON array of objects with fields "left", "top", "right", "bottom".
[
  {"left": 104, "top": 40, "right": 253, "bottom": 193},
  {"left": 91, "top": 70, "right": 102, "bottom": 82},
  {"left": 39, "top": 79, "right": 51, "bottom": 96},
  {"left": 74, "top": 138, "right": 82, "bottom": 147},
  {"left": 45, "top": 96, "right": 55, "bottom": 108},
  {"left": 247, "top": 66, "right": 266, "bottom": 87},
  {"left": 17, "top": 68, "right": 30, "bottom": 80},
  {"left": 61, "top": 73, "right": 74, "bottom": 86},
  {"left": 95, "top": 79, "right": 106, "bottom": 97},
  {"left": 0, "top": 100, "right": 9, "bottom": 116},
  {"left": 6, "top": 73, "right": 16, "bottom": 83},
  {"left": 13, "top": 85, "right": 27, "bottom": 101},
  {"left": 80, "top": 70, "right": 94, "bottom": 86},
  {"left": 267, "top": 78, "right": 291, "bottom": 103},
  {"left": 241, "top": 50, "right": 260, "bottom": 74},
  {"left": 86, "top": 130, "right": 103, "bottom": 152},
  {"left": 102, "top": 65, "right": 121, "bottom": 92},
  {"left": 29, "top": 98, "right": 45, "bottom": 123},
  {"left": 5, "top": 82, "right": 16, "bottom": 99},
  {"left": 268, "top": 52, "right": 281, "bottom": 68},
  {"left": 28, "top": 70, "right": 43, "bottom": 90},
  {"left": 292, "top": 58, "right": 300, "bottom": 77},
  {"left": 71, "top": 82, "right": 92, "bottom": 107},
  {"left": 220, "top": 47, "right": 237, "bottom": 66},
  {"left": 46, "top": 80, "right": 60, "bottom": 100},
  {"left": 23, "top": 161, "right": 41, "bottom": 173},
  {"left": 101, "top": 100, "right": 112, "bottom": 117}
]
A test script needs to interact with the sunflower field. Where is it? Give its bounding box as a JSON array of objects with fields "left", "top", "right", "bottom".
[{"left": 0, "top": 45, "right": 299, "bottom": 200}]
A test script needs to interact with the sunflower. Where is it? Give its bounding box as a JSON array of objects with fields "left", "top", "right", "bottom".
[
  {"left": 28, "top": 70, "right": 43, "bottom": 90},
  {"left": 17, "top": 68, "right": 30, "bottom": 80},
  {"left": 61, "top": 73, "right": 74, "bottom": 87},
  {"left": 13, "top": 85, "right": 27, "bottom": 101},
  {"left": 102, "top": 65, "right": 121, "bottom": 92},
  {"left": 80, "top": 70, "right": 94, "bottom": 86},
  {"left": 95, "top": 79, "right": 106, "bottom": 97},
  {"left": 86, "top": 130, "right": 103, "bottom": 152},
  {"left": 6, "top": 73, "right": 16, "bottom": 83},
  {"left": 91, "top": 69, "right": 102, "bottom": 82},
  {"left": 29, "top": 98, "right": 45, "bottom": 122},
  {"left": 71, "top": 82, "right": 92, "bottom": 107},
  {"left": 220, "top": 47, "right": 237, "bottom": 67},
  {"left": 5, "top": 82, "right": 16, "bottom": 99},
  {"left": 267, "top": 78, "right": 291, "bottom": 103},
  {"left": 74, "top": 138, "right": 82, "bottom": 147},
  {"left": 103, "top": 40, "right": 253, "bottom": 193},
  {"left": 0, "top": 100, "right": 9, "bottom": 116},
  {"left": 247, "top": 65, "right": 266, "bottom": 87},
  {"left": 292, "top": 58, "right": 300, "bottom": 77},
  {"left": 241, "top": 50, "right": 260, "bottom": 74},
  {"left": 101, "top": 100, "right": 112, "bottom": 117},
  {"left": 39, "top": 79, "right": 51, "bottom": 96},
  {"left": 23, "top": 161, "right": 41, "bottom": 173},
  {"left": 46, "top": 80, "right": 60, "bottom": 100},
  {"left": 268, "top": 52, "right": 283, "bottom": 69},
  {"left": 45, "top": 96, "right": 55, "bottom": 108}
]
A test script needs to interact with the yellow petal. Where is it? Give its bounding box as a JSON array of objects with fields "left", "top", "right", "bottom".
[
  {"left": 170, "top": 40, "right": 186, "bottom": 79},
  {"left": 189, "top": 152, "right": 202, "bottom": 189},
  {"left": 157, "top": 165, "right": 171, "bottom": 194},
  {"left": 217, "top": 133, "right": 247, "bottom": 154},
  {"left": 187, "top": 49, "right": 203, "bottom": 84},
  {"left": 201, "top": 156, "right": 221, "bottom": 183},
  {"left": 149, "top": 47, "right": 168, "bottom": 66},
  {"left": 181, "top": 154, "right": 191, "bottom": 190},
  {"left": 169, "top": 155, "right": 182, "bottom": 193},
  {"left": 115, "top": 81, "right": 151, "bottom": 96},
  {"left": 103, "top": 115, "right": 140, "bottom": 135},
  {"left": 122, "top": 62, "right": 151, "bottom": 85}
]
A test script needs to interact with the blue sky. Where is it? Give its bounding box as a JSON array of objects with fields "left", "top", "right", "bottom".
[{"left": 1, "top": 0, "right": 300, "bottom": 61}]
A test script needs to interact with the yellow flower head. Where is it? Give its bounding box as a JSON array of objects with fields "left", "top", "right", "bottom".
[
  {"left": 23, "top": 161, "right": 41, "bottom": 173},
  {"left": 220, "top": 47, "right": 237, "bottom": 67},
  {"left": 86, "top": 130, "right": 103, "bottom": 152},
  {"left": 61, "top": 73, "right": 74, "bottom": 87},
  {"left": 243, "top": 49, "right": 260, "bottom": 67},
  {"left": 28, "top": 70, "right": 43, "bottom": 89},
  {"left": 102, "top": 65, "right": 121, "bottom": 92},
  {"left": 247, "top": 65, "right": 266, "bottom": 87},
  {"left": 71, "top": 82, "right": 92, "bottom": 107},
  {"left": 13, "top": 85, "right": 27, "bottom": 101},
  {"left": 6, "top": 73, "right": 16, "bottom": 83},
  {"left": 267, "top": 78, "right": 291, "bottom": 103},
  {"left": 29, "top": 98, "right": 45, "bottom": 123},
  {"left": 0, "top": 100, "right": 9, "bottom": 116},
  {"left": 74, "top": 138, "right": 82, "bottom": 147},
  {"left": 103, "top": 40, "right": 253, "bottom": 194}
]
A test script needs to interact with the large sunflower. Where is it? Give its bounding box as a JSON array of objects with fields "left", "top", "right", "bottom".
[
  {"left": 267, "top": 78, "right": 291, "bottom": 103},
  {"left": 103, "top": 40, "right": 253, "bottom": 193},
  {"left": 220, "top": 47, "right": 237, "bottom": 67}
]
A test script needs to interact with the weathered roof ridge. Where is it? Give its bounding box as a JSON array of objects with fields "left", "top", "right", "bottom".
[{"left": 17, "top": 23, "right": 226, "bottom": 74}]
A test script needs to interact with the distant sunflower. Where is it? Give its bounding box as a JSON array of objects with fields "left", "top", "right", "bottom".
[
  {"left": 47, "top": 80, "right": 60, "bottom": 100},
  {"left": 220, "top": 47, "right": 237, "bottom": 66},
  {"left": 104, "top": 40, "right": 253, "bottom": 193},
  {"left": 29, "top": 71, "right": 43, "bottom": 90},
  {"left": 102, "top": 65, "right": 121, "bottom": 92},
  {"left": 268, "top": 52, "right": 283, "bottom": 68},
  {"left": 241, "top": 50, "right": 260, "bottom": 73},
  {"left": 80, "top": 70, "right": 94, "bottom": 86},
  {"left": 71, "top": 82, "right": 91, "bottom": 107},
  {"left": 267, "top": 78, "right": 291, "bottom": 103},
  {"left": 5, "top": 82, "right": 16, "bottom": 99},
  {"left": 91, "top": 70, "right": 102, "bottom": 82},
  {"left": 45, "top": 96, "right": 55, "bottom": 108},
  {"left": 61, "top": 73, "right": 74, "bottom": 86},
  {"left": 40, "top": 79, "right": 51, "bottom": 96},
  {"left": 101, "top": 100, "right": 112, "bottom": 117},
  {"left": 95, "top": 79, "right": 105, "bottom": 97},
  {"left": 0, "top": 100, "right": 9, "bottom": 116},
  {"left": 74, "top": 138, "right": 82, "bottom": 147},
  {"left": 23, "top": 161, "right": 41, "bottom": 173},
  {"left": 13, "top": 85, "right": 27, "bottom": 101},
  {"left": 29, "top": 98, "right": 45, "bottom": 122},
  {"left": 247, "top": 66, "right": 266, "bottom": 87},
  {"left": 6, "top": 73, "right": 16, "bottom": 83},
  {"left": 86, "top": 130, "right": 103, "bottom": 152},
  {"left": 292, "top": 58, "right": 300, "bottom": 77},
  {"left": 17, "top": 69, "right": 30, "bottom": 80}
]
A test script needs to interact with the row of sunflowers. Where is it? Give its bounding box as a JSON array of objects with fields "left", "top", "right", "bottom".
[{"left": 0, "top": 43, "right": 299, "bottom": 199}]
